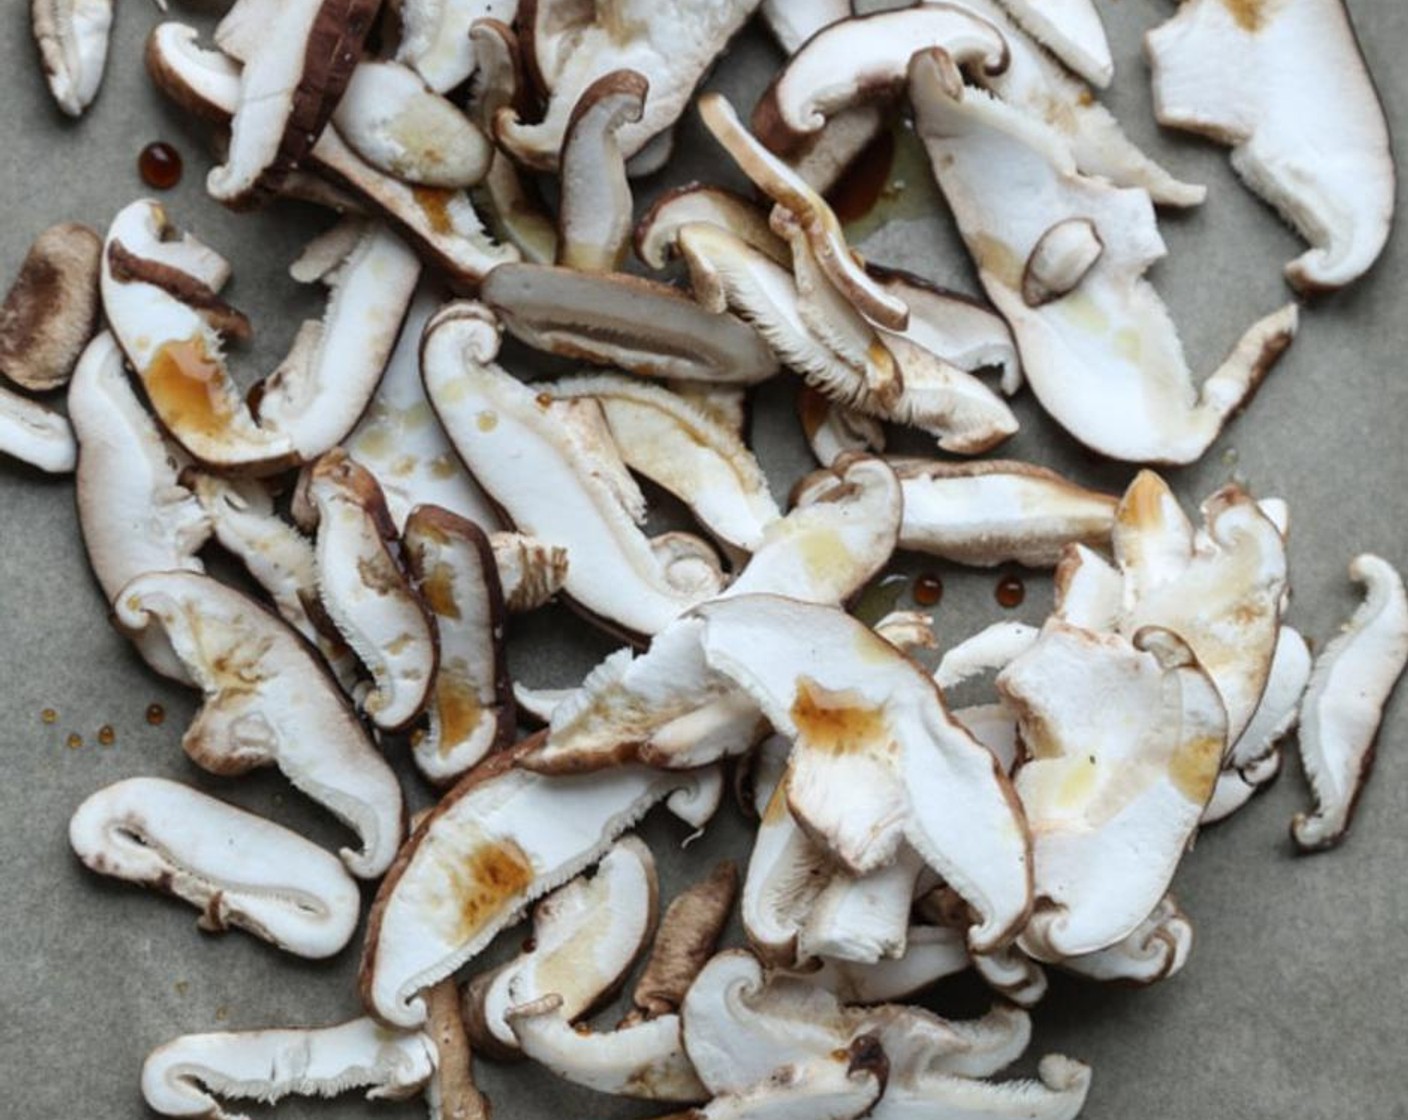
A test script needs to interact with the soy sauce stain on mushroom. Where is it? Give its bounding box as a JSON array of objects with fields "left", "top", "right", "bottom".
[
  {"left": 827, "top": 128, "right": 896, "bottom": 225},
  {"left": 996, "top": 575, "right": 1026, "bottom": 609},
  {"left": 791, "top": 677, "right": 888, "bottom": 755},
  {"left": 1222, "top": 0, "right": 1271, "bottom": 33},
  {"left": 146, "top": 338, "right": 233, "bottom": 438},
  {"left": 1169, "top": 735, "right": 1223, "bottom": 802},
  {"left": 435, "top": 675, "right": 484, "bottom": 755},
  {"left": 138, "top": 142, "right": 183, "bottom": 190},
  {"left": 421, "top": 563, "right": 462, "bottom": 620},
  {"left": 411, "top": 186, "right": 456, "bottom": 235},
  {"left": 913, "top": 573, "right": 944, "bottom": 607},
  {"left": 444, "top": 841, "right": 535, "bottom": 942}
]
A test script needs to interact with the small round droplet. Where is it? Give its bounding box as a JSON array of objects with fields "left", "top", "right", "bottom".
[
  {"left": 66, "top": 733, "right": 83, "bottom": 750},
  {"left": 912, "top": 573, "right": 944, "bottom": 608},
  {"left": 145, "top": 703, "right": 166, "bottom": 726},
  {"left": 138, "top": 141, "right": 184, "bottom": 190},
  {"left": 41, "top": 708, "right": 58, "bottom": 725},
  {"left": 522, "top": 937, "right": 538, "bottom": 954},
  {"left": 995, "top": 575, "right": 1026, "bottom": 609},
  {"left": 97, "top": 725, "right": 116, "bottom": 747}
]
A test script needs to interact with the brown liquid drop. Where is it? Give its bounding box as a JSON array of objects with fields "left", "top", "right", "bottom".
[
  {"left": 912, "top": 573, "right": 944, "bottom": 608},
  {"left": 146, "top": 703, "right": 166, "bottom": 726},
  {"left": 995, "top": 575, "right": 1026, "bottom": 609},
  {"left": 826, "top": 127, "right": 897, "bottom": 225},
  {"left": 41, "top": 708, "right": 58, "bottom": 725},
  {"left": 97, "top": 725, "right": 116, "bottom": 746},
  {"left": 66, "top": 733, "right": 83, "bottom": 750},
  {"left": 138, "top": 142, "right": 184, "bottom": 190}
]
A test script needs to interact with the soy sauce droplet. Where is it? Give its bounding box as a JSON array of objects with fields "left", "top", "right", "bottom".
[
  {"left": 41, "top": 708, "right": 58, "bottom": 725},
  {"left": 912, "top": 573, "right": 944, "bottom": 608},
  {"left": 995, "top": 575, "right": 1025, "bottom": 609},
  {"left": 146, "top": 703, "right": 166, "bottom": 726},
  {"left": 138, "top": 142, "right": 183, "bottom": 190},
  {"left": 66, "top": 733, "right": 83, "bottom": 750},
  {"left": 98, "top": 725, "right": 116, "bottom": 746}
]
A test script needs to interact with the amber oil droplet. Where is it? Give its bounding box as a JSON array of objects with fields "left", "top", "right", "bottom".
[
  {"left": 138, "top": 142, "right": 184, "bottom": 190},
  {"left": 41, "top": 708, "right": 58, "bottom": 725},
  {"left": 97, "top": 725, "right": 116, "bottom": 746},
  {"left": 912, "top": 573, "right": 944, "bottom": 608},
  {"left": 145, "top": 703, "right": 166, "bottom": 726},
  {"left": 826, "top": 128, "right": 897, "bottom": 225},
  {"left": 66, "top": 733, "right": 83, "bottom": 750},
  {"left": 995, "top": 575, "right": 1026, "bottom": 609}
]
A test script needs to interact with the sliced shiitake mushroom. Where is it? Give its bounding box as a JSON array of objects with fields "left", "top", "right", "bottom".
[{"left": 0, "top": 222, "right": 101, "bottom": 392}]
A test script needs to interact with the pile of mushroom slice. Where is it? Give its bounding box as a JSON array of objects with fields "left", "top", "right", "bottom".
[{"left": 4, "top": 1, "right": 1403, "bottom": 1118}]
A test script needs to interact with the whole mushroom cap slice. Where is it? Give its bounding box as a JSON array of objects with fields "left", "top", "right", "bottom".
[
  {"left": 998, "top": 620, "right": 1227, "bottom": 959},
  {"left": 332, "top": 60, "right": 493, "bottom": 189},
  {"left": 0, "top": 222, "right": 102, "bottom": 392},
  {"left": 466, "top": 835, "right": 657, "bottom": 1055},
  {"left": 910, "top": 51, "right": 1298, "bottom": 464},
  {"left": 113, "top": 570, "right": 404, "bottom": 879},
  {"left": 403, "top": 504, "right": 514, "bottom": 784},
  {"left": 1147, "top": 0, "right": 1393, "bottom": 291},
  {"left": 422, "top": 300, "right": 725, "bottom": 641},
  {"left": 990, "top": 0, "right": 1112, "bottom": 88},
  {"left": 70, "top": 332, "right": 210, "bottom": 680},
  {"left": 692, "top": 595, "right": 1032, "bottom": 951},
  {"left": 141, "top": 1018, "right": 434, "bottom": 1120},
  {"left": 69, "top": 776, "right": 361, "bottom": 959},
  {"left": 1292, "top": 555, "right": 1408, "bottom": 852},
  {"left": 480, "top": 263, "right": 778, "bottom": 385},
  {"left": 359, "top": 740, "right": 713, "bottom": 1027},
  {"left": 32, "top": 0, "right": 113, "bottom": 117},
  {"left": 308, "top": 449, "right": 438, "bottom": 732},
  {"left": 396, "top": 0, "right": 519, "bottom": 92}
]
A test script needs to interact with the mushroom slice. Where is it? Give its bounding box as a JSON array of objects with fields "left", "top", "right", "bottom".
[
  {"left": 465, "top": 835, "right": 657, "bottom": 1055},
  {"left": 69, "top": 777, "right": 360, "bottom": 959},
  {"left": 550, "top": 374, "right": 781, "bottom": 554},
  {"left": 1058, "top": 894, "right": 1192, "bottom": 986},
  {"left": 146, "top": 23, "right": 520, "bottom": 287},
  {"left": 359, "top": 741, "right": 712, "bottom": 1027},
  {"left": 403, "top": 505, "right": 514, "bottom": 784},
  {"left": 1147, "top": 0, "right": 1393, "bottom": 291},
  {"left": 480, "top": 264, "right": 778, "bottom": 385},
  {"left": 694, "top": 595, "right": 1031, "bottom": 951},
  {"left": 0, "top": 222, "right": 101, "bottom": 392},
  {"left": 308, "top": 450, "right": 438, "bottom": 732},
  {"left": 497, "top": 0, "right": 760, "bottom": 171},
  {"left": 0, "top": 384, "right": 75, "bottom": 473},
  {"left": 32, "top": 0, "right": 113, "bottom": 116},
  {"left": 686, "top": 1042, "right": 886, "bottom": 1120},
  {"left": 188, "top": 472, "right": 359, "bottom": 688},
  {"left": 871, "top": 1054, "right": 1091, "bottom": 1120},
  {"left": 636, "top": 184, "right": 791, "bottom": 272},
  {"left": 1022, "top": 218, "right": 1104, "bottom": 307},
  {"left": 70, "top": 332, "right": 210, "bottom": 679},
  {"left": 990, "top": 0, "right": 1111, "bottom": 88},
  {"left": 998, "top": 621, "right": 1227, "bottom": 959},
  {"left": 113, "top": 571, "right": 404, "bottom": 879},
  {"left": 423, "top": 301, "right": 725, "bottom": 640},
  {"left": 886, "top": 458, "right": 1117, "bottom": 568},
  {"left": 506, "top": 995, "right": 707, "bottom": 1102},
  {"left": 1113, "top": 473, "right": 1288, "bottom": 745},
  {"left": 424, "top": 979, "right": 491, "bottom": 1120},
  {"left": 491, "top": 531, "right": 569, "bottom": 612},
  {"left": 141, "top": 1018, "right": 434, "bottom": 1120},
  {"left": 798, "top": 847, "right": 928, "bottom": 965},
  {"left": 798, "top": 386, "right": 885, "bottom": 467},
  {"left": 1292, "top": 555, "right": 1408, "bottom": 852},
  {"left": 936, "top": 622, "right": 1041, "bottom": 696},
  {"left": 751, "top": 3, "right": 1009, "bottom": 154},
  {"left": 910, "top": 52, "right": 1298, "bottom": 464},
  {"left": 873, "top": 611, "right": 938, "bottom": 656},
  {"left": 700, "top": 93, "right": 909, "bottom": 331},
  {"left": 345, "top": 287, "right": 500, "bottom": 532},
  {"left": 804, "top": 925, "right": 972, "bottom": 1004},
  {"left": 397, "top": 0, "right": 518, "bottom": 92},
  {"left": 332, "top": 61, "right": 492, "bottom": 189},
  {"left": 207, "top": 0, "right": 379, "bottom": 205},
  {"left": 558, "top": 71, "right": 648, "bottom": 273}
]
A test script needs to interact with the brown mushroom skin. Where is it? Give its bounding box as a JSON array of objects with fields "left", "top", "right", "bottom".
[
  {"left": 424, "top": 979, "right": 491, "bottom": 1120},
  {"left": 0, "top": 223, "right": 102, "bottom": 392}
]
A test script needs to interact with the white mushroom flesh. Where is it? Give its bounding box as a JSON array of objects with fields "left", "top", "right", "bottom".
[
  {"left": 397, "top": 0, "right": 519, "bottom": 92},
  {"left": 32, "top": 0, "right": 113, "bottom": 117},
  {"left": 1058, "top": 894, "right": 1193, "bottom": 985},
  {"left": 990, "top": 0, "right": 1112, "bottom": 88}
]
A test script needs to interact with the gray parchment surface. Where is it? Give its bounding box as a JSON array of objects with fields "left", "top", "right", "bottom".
[{"left": 2, "top": 2, "right": 1405, "bottom": 1118}]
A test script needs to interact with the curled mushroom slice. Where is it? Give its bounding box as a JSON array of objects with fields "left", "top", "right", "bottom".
[
  {"left": 998, "top": 621, "right": 1227, "bottom": 959},
  {"left": 886, "top": 458, "right": 1117, "bottom": 568},
  {"left": 403, "top": 505, "right": 514, "bottom": 784},
  {"left": 700, "top": 93, "right": 910, "bottom": 331},
  {"left": 550, "top": 374, "right": 781, "bottom": 554},
  {"left": 1022, "top": 218, "right": 1104, "bottom": 307},
  {"left": 308, "top": 450, "right": 438, "bottom": 732},
  {"left": 627, "top": 861, "right": 739, "bottom": 1024},
  {"left": 141, "top": 1018, "right": 434, "bottom": 1120},
  {"left": 332, "top": 61, "right": 492, "bottom": 189},
  {"left": 465, "top": 835, "right": 657, "bottom": 1055},
  {"left": 557, "top": 71, "right": 648, "bottom": 273},
  {"left": 397, "top": 0, "right": 518, "bottom": 92},
  {"left": 359, "top": 741, "right": 713, "bottom": 1027},
  {"left": 189, "top": 472, "right": 360, "bottom": 688},
  {"left": 480, "top": 264, "right": 778, "bottom": 385},
  {"left": 1147, "top": 0, "right": 1393, "bottom": 291},
  {"left": 694, "top": 595, "right": 1031, "bottom": 951},
  {"left": 871, "top": 1054, "right": 1091, "bottom": 1120},
  {"left": 910, "top": 52, "right": 1298, "bottom": 464},
  {"left": 991, "top": 0, "right": 1111, "bottom": 88},
  {"left": 636, "top": 184, "right": 791, "bottom": 272},
  {"left": 751, "top": 3, "right": 1009, "bottom": 154},
  {"left": 69, "top": 777, "right": 360, "bottom": 959},
  {"left": 70, "top": 333, "right": 210, "bottom": 679},
  {"left": 32, "top": 0, "right": 113, "bottom": 116},
  {"left": 0, "top": 222, "right": 101, "bottom": 393},
  {"left": 113, "top": 571, "right": 404, "bottom": 879},
  {"left": 1058, "top": 894, "right": 1193, "bottom": 986},
  {"left": 491, "top": 531, "right": 568, "bottom": 612},
  {"left": 497, "top": 0, "right": 759, "bottom": 171},
  {"left": 798, "top": 386, "right": 885, "bottom": 467},
  {"left": 1292, "top": 555, "right": 1408, "bottom": 852},
  {"left": 423, "top": 301, "right": 725, "bottom": 640}
]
